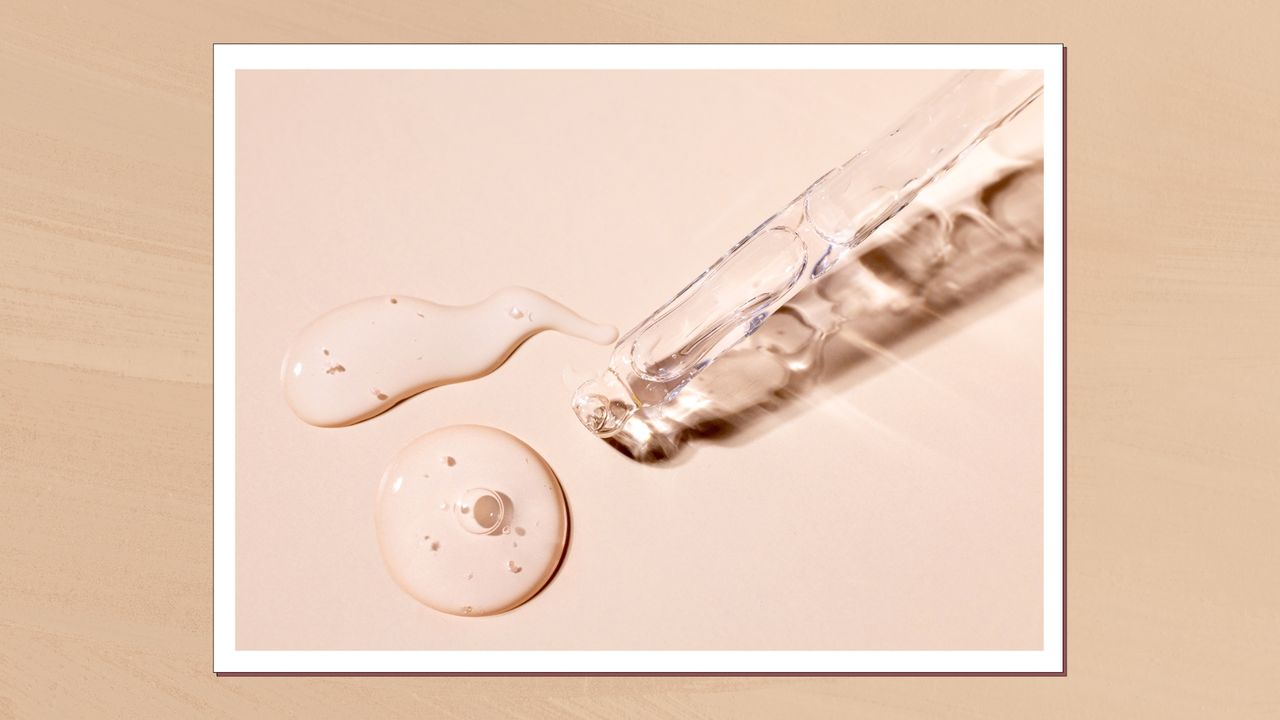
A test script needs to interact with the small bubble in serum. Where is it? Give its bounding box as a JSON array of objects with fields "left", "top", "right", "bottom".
[
  {"left": 507, "top": 561, "right": 522, "bottom": 574},
  {"left": 462, "top": 606, "right": 472, "bottom": 615},
  {"left": 501, "top": 526, "right": 511, "bottom": 535},
  {"left": 465, "top": 573, "right": 473, "bottom": 580},
  {"left": 373, "top": 388, "right": 389, "bottom": 400},
  {"left": 508, "top": 307, "right": 525, "bottom": 319},
  {"left": 439, "top": 503, "right": 448, "bottom": 511}
]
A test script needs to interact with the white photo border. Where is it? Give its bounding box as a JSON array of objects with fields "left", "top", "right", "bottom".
[{"left": 213, "top": 43, "right": 1066, "bottom": 674}]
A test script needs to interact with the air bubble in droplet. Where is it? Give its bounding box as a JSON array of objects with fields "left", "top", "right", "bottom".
[
  {"left": 508, "top": 307, "right": 524, "bottom": 319},
  {"left": 507, "top": 561, "right": 522, "bottom": 574}
]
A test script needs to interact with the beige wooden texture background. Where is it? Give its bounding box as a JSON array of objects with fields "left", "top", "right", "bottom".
[{"left": 1, "top": 1, "right": 1277, "bottom": 717}]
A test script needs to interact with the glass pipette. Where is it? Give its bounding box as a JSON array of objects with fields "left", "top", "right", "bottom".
[{"left": 572, "top": 70, "right": 1044, "bottom": 439}]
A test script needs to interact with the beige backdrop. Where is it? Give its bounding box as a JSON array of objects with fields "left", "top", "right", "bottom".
[
  {"left": 2, "top": 0, "right": 1277, "bottom": 717},
  {"left": 234, "top": 68, "right": 1044, "bottom": 651}
]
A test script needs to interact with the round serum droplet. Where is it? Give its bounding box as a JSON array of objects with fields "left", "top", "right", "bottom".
[{"left": 375, "top": 425, "right": 568, "bottom": 617}]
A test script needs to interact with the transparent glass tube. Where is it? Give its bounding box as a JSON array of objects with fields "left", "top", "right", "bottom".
[{"left": 572, "top": 70, "right": 1044, "bottom": 438}]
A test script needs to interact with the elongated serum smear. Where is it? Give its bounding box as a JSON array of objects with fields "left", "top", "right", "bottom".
[{"left": 281, "top": 288, "right": 618, "bottom": 427}]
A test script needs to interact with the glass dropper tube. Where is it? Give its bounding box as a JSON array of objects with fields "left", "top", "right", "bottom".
[{"left": 572, "top": 69, "right": 1045, "bottom": 439}]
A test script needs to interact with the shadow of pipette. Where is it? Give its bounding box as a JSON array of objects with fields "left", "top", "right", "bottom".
[{"left": 604, "top": 160, "right": 1045, "bottom": 464}]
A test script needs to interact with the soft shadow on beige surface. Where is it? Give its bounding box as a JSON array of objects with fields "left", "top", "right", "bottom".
[
  {"left": 2, "top": 0, "right": 1278, "bottom": 717},
  {"left": 607, "top": 161, "right": 1045, "bottom": 464}
]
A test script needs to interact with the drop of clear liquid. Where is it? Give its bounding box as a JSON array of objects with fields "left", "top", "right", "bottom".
[{"left": 376, "top": 425, "right": 569, "bottom": 618}]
